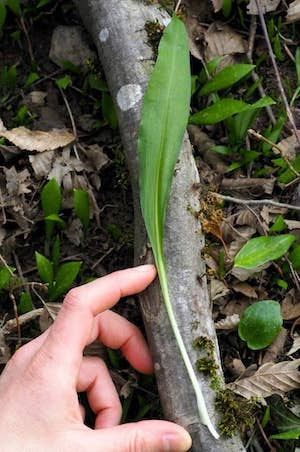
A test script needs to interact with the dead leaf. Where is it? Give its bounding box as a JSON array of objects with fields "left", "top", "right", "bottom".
[
  {"left": 215, "top": 313, "right": 240, "bottom": 330},
  {"left": 0, "top": 118, "right": 75, "bottom": 152},
  {"left": 204, "top": 22, "right": 247, "bottom": 66},
  {"left": 285, "top": 219, "right": 300, "bottom": 230},
  {"left": 273, "top": 134, "right": 299, "bottom": 161},
  {"left": 228, "top": 360, "right": 300, "bottom": 399},
  {"left": 286, "top": 0, "right": 300, "bottom": 23},
  {"left": 210, "top": 279, "right": 230, "bottom": 301},
  {"left": 222, "top": 298, "right": 253, "bottom": 317},
  {"left": 0, "top": 228, "right": 6, "bottom": 246},
  {"left": 65, "top": 218, "right": 83, "bottom": 245},
  {"left": 4, "top": 167, "right": 31, "bottom": 196},
  {"left": 224, "top": 357, "right": 246, "bottom": 379},
  {"left": 262, "top": 328, "right": 288, "bottom": 364},
  {"left": 287, "top": 335, "right": 300, "bottom": 356},
  {"left": 281, "top": 289, "right": 300, "bottom": 320},
  {"left": 247, "top": 0, "right": 281, "bottom": 15},
  {"left": 211, "top": 0, "right": 224, "bottom": 12},
  {"left": 232, "top": 282, "right": 258, "bottom": 299}
]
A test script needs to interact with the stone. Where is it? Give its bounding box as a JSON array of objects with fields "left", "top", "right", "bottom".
[{"left": 49, "top": 25, "right": 96, "bottom": 68}]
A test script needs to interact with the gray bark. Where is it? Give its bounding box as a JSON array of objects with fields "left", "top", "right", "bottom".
[{"left": 74, "top": 1, "right": 245, "bottom": 450}]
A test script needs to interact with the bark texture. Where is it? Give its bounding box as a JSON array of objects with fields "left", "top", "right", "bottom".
[{"left": 74, "top": 1, "right": 245, "bottom": 450}]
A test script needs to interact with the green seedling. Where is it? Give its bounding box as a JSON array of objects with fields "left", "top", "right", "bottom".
[
  {"left": 199, "top": 64, "right": 255, "bottom": 96},
  {"left": 41, "top": 178, "right": 62, "bottom": 247},
  {"left": 24, "top": 71, "right": 39, "bottom": 88},
  {"left": 35, "top": 251, "right": 82, "bottom": 301},
  {"left": 238, "top": 300, "right": 282, "bottom": 350},
  {"left": 269, "top": 215, "right": 286, "bottom": 233},
  {"left": 74, "top": 189, "right": 90, "bottom": 236},
  {"left": 0, "top": 266, "right": 15, "bottom": 291},
  {"left": 56, "top": 75, "right": 71, "bottom": 90},
  {"left": 6, "top": 0, "right": 22, "bottom": 17},
  {"left": 18, "top": 291, "right": 34, "bottom": 314},
  {"left": 190, "top": 96, "right": 275, "bottom": 125},
  {"left": 138, "top": 14, "right": 218, "bottom": 438},
  {"left": 234, "top": 234, "right": 295, "bottom": 269},
  {"left": 291, "top": 47, "right": 300, "bottom": 106}
]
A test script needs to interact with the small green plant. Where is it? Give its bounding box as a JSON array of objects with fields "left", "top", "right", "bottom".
[
  {"left": 291, "top": 47, "right": 300, "bottom": 106},
  {"left": 35, "top": 251, "right": 82, "bottom": 302},
  {"left": 234, "top": 234, "right": 295, "bottom": 269},
  {"left": 238, "top": 300, "right": 283, "bottom": 350},
  {"left": 0, "top": 266, "right": 15, "bottom": 291},
  {"left": 73, "top": 188, "right": 90, "bottom": 236},
  {"left": 41, "top": 178, "right": 64, "bottom": 252}
]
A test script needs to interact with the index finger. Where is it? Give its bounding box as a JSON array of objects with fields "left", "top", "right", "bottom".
[{"left": 41, "top": 265, "right": 156, "bottom": 371}]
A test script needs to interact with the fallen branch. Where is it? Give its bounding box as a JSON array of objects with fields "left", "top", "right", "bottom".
[
  {"left": 74, "top": 0, "right": 244, "bottom": 449},
  {"left": 211, "top": 192, "right": 300, "bottom": 211}
]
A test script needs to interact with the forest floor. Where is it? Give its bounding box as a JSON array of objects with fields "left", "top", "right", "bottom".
[{"left": 0, "top": 0, "right": 300, "bottom": 450}]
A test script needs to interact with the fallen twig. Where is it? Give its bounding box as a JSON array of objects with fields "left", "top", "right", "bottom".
[{"left": 211, "top": 192, "right": 300, "bottom": 211}]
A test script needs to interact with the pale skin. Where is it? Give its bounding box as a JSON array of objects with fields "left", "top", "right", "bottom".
[{"left": 0, "top": 264, "right": 192, "bottom": 452}]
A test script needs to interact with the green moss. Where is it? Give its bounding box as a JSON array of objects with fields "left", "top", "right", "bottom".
[
  {"left": 193, "top": 336, "right": 222, "bottom": 391},
  {"left": 215, "top": 389, "right": 259, "bottom": 438},
  {"left": 193, "top": 336, "right": 215, "bottom": 354}
]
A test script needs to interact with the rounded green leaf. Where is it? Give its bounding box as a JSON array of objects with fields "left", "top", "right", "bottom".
[
  {"left": 234, "top": 234, "right": 295, "bottom": 269},
  {"left": 238, "top": 300, "right": 282, "bottom": 350}
]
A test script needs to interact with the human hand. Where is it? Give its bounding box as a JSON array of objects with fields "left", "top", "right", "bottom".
[{"left": 0, "top": 265, "right": 192, "bottom": 452}]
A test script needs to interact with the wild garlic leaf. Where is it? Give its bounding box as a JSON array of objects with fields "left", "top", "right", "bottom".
[
  {"left": 234, "top": 234, "right": 295, "bottom": 269},
  {"left": 138, "top": 14, "right": 218, "bottom": 439},
  {"left": 199, "top": 64, "right": 255, "bottom": 96}
]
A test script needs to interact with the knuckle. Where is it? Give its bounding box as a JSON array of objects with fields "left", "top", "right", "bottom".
[
  {"left": 63, "top": 288, "right": 83, "bottom": 310},
  {"left": 127, "top": 427, "right": 151, "bottom": 452}
]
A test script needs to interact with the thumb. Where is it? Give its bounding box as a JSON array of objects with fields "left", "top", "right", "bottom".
[{"left": 79, "top": 420, "right": 192, "bottom": 452}]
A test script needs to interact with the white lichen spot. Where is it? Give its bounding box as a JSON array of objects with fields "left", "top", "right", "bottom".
[
  {"left": 117, "top": 84, "right": 143, "bottom": 111},
  {"left": 99, "top": 28, "right": 109, "bottom": 42},
  {"left": 154, "top": 362, "right": 161, "bottom": 371}
]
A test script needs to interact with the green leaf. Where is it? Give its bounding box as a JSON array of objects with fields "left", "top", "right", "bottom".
[
  {"left": 41, "top": 179, "right": 62, "bottom": 217},
  {"left": 269, "top": 215, "right": 286, "bottom": 233},
  {"left": 52, "top": 235, "right": 60, "bottom": 275},
  {"left": 49, "top": 261, "right": 82, "bottom": 301},
  {"left": 199, "top": 64, "right": 255, "bottom": 96},
  {"left": 238, "top": 300, "right": 282, "bottom": 350},
  {"left": 275, "top": 278, "right": 288, "bottom": 289},
  {"left": 190, "top": 98, "right": 249, "bottom": 125},
  {"left": 44, "top": 214, "right": 66, "bottom": 229},
  {"left": 234, "top": 234, "right": 295, "bottom": 269},
  {"left": 18, "top": 291, "right": 34, "bottom": 314},
  {"left": 56, "top": 75, "right": 71, "bottom": 90},
  {"left": 289, "top": 244, "right": 300, "bottom": 270},
  {"left": 278, "top": 154, "right": 300, "bottom": 183},
  {"left": 41, "top": 178, "right": 62, "bottom": 241},
  {"left": 0, "top": 266, "right": 14, "bottom": 291},
  {"left": 73, "top": 189, "right": 90, "bottom": 235},
  {"left": 102, "top": 92, "right": 118, "bottom": 129},
  {"left": 270, "top": 429, "right": 300, "bottom": 440},
  {"left": 0, "top": 1, "right": 7, "bottom": 31},
  {"left": 199, "top": 56, "right": 223, "bottom": 84},
  {"left": 261, "top": 406, "right": 270, "bottom": 428},
  {"left": 87, "top": 74, "right": 108, "bottom": 92},
  {"left": 6, "top": 0, "right": 21, "bottom": 16},
  {"left": 138, "top": 14, "right": 218, "bottom": 438},
  {"left": 269, "top": 395, "right": 300, "bottom": 437},
  {"left": 222, "top": 0, "right": 232, "bottom": 17},
  {"left": 25, "top": 72, "right": 39, "bottom": 88},
  {"left": 35, "top": 252, "right": 54, "bottom": 285}
]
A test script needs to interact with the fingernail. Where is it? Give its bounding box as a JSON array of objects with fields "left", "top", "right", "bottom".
[
  {"left": 135, "top": 264, "right": 156, "bottom": 272},
  {"left": 163, "top": 431, "right": 192, "bottom": 452}
]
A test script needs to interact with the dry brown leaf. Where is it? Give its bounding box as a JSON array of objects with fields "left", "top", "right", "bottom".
[
  {"left": 285, "top": 219, "right": 300, "bottom": 230},
  {"left": 273, "top": 134, "right": 298, "bottom": 161},
  {"left": 224, "top": 358, "right": 246, "bottom": 379},
  {"left": 233, "top": 282, "right": 258, "bottom": 299},
  {"left": 210, "top": 279, "right": 230, "bottom": 301},
  {"left": 247, "top": 0, "right": 281, "bottom": 15},
  {"left": 286, "top": 0, "right": 300, "bottom": 23},
  {"left": 222, "top": 298, "right": 253, "bottom": 317},
  {"left": 262, "top": 328, "right": 288, "bottom": 365},
  {"left": 287, "top": 335, "right": 300, "bottom": 356},
  {"left": 211, "top": 0, "right": 224, "bottom": 12},
  {"left": 0, "top": 118, "right": 75, "bottom": 152},
  {"left": 228, "top": 359, "right": 300, "bottom": 399},
  {"left": 203, "top": 22, "right": 247, "bottom": 66},
  {"left": 215, "top": 313, "right": 240, "bottom": 330},
  {"left": 281, "top": 289, "right": 300, "bottom": 320}
]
